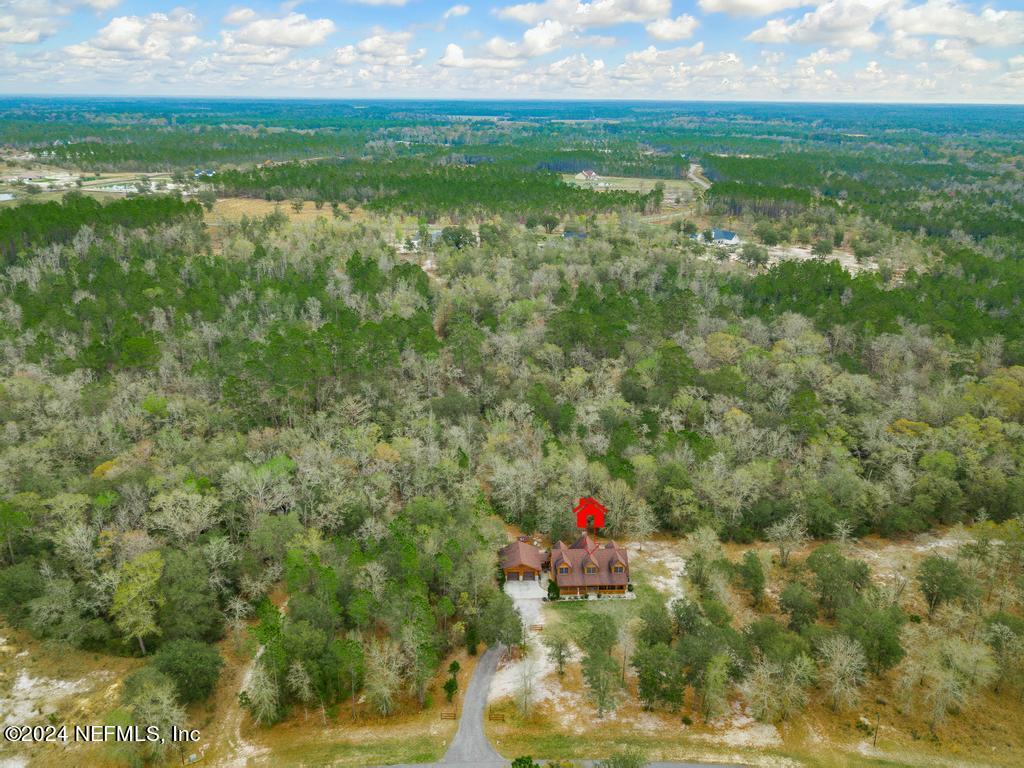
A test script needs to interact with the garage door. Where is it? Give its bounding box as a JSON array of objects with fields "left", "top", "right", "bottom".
[
  {"left": 523, "top": 571, "right": 535, "bottom": 580},
  {"left": 506, "top": 572, "right": 519, "bottom": 580}
]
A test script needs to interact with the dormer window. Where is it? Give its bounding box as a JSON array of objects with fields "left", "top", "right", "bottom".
[
  {"left": 559, "top": 565, "right": 569, "bottom": 574},
  {"left": 613, "top": 565, "right": 624, "bottom": 573},
  {"left": 585, "top": 565, "right": 597, "bottom": 574}
]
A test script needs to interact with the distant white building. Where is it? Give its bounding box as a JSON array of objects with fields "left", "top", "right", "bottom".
[{"left": 574, "top": 170, "right": 600, "bottom": 181}]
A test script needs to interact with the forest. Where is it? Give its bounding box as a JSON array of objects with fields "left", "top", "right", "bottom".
[
  {"left": 212, "top": 160, "right": 660, "bottom": 220},
  {"left": 0, "top": 99, "right": 1022, "bottom": 767}
]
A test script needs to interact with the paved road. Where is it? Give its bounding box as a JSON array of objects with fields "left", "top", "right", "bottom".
[
  {"left": 374, "top": 642, "right": 741, "bottom": 768},
  {"left": 438, "top": 645, "right": 505, "bottom": 767},
  {"left": 687, "top": 164, "right": 712, "bottom": 192},
  {"left": 375, "top": 644, "right": 504, "bottom": 768}
]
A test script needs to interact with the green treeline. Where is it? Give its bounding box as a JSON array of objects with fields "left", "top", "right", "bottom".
[
  {"left": 733, "top": 252, "right": 1024, "bottom": 361},
  {"left": 0, "top": 193, "right": 202, "bottom": 264},
  {"left": 701, "top": 153, "right": 1023, "bottom": 243},
  {"left": 706, "top": 181, "right": 828, "bottom": 218},
  {"left": 214, "top": 160, "right": 655, "bottom": 219}
]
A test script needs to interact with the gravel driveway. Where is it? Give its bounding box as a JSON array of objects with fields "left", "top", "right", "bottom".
[
  {"left": 437, "top": 645, "right": 505, "bottom": 767},
  {"left": 503, "top": 578, "right": 546, "bottom": 629},
  {"left": 376, "top": 645, "right": 505, "bottom": 768}
]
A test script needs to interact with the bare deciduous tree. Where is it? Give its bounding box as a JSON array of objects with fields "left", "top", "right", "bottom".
[
  {"left": 767, "top": 514, "right": 808, "bottom": 567},
  {"left": 819, "top": 634, "right": 867, "bottom": 711},
  {"left": 365, "top": 638, "right": 402, "bottom": 716}
]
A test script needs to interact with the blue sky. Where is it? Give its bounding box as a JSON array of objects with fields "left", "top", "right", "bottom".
[{"left": 1, "top": 0, "right": 1022, "bottom": 101}]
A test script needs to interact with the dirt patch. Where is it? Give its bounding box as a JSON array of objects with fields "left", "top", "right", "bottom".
[
  {"left": 488, "top": 632, "right": 580, "bottom": 714},
  {"left": 705, "top": 702, "right": 782, "bottom": 749},
  {"left": 766, "top": 244, "right": 873, "bottom": 274},
  {"left": 0, "top": 671, "right": 89, "bottom": 727},
  {"left": 0, "top": 627, "right": 140, "bottom": 768},
  {"left": 632, "top": 540, "right": 689, "bottom": 605},
  {"left": 849, "top": 528, "right": 967, "bottom": 592}
]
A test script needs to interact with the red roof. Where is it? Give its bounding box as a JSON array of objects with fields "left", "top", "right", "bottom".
[
  {"left": 551, "top": 537, "right": 628, "bottom": 589},
  {"left": 499, "top": 539, "right": 543, "bottom": 572}
]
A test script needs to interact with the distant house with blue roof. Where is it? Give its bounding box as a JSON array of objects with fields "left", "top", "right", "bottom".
[
  {"left": 689, "top": 228, "right": 741, "bottom": 246},
  {"left": 562, "top": 230, "right": 588, "bottom": 240},
  {"left": 711, "top": 229, "right": 740, "bottom": 245}
]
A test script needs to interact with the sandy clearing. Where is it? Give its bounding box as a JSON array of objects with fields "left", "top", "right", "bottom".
[
  {"left": 706, "top": 703, "right": 782, "bottom": 749},
  {"left": 0, "top": 671, "right": 91, "bottom": 728},
  {"left": 849, "top": 529, "right": 967, "bottom": 587},
  {"left": 765, "top": 244, "right": 873, "bottom": 274},
  {"left": 634, "top": 540, "right": 690, "bottom": 606}
]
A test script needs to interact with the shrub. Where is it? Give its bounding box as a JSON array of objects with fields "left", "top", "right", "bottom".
[
  {"left": 547, "top": 579, "right": 560, "bottom": 600},
  {"left": 0, "top": 562, "right": 44, "bottom": 627},
  {"left": 122, "top": 667, "right": 175, "bottom": 706},
  {"left": 152, "top": 639, "right": 223, "bottom": 703},
  {"left": 780, "top": 582, "right": 817, "bottom": 631}
]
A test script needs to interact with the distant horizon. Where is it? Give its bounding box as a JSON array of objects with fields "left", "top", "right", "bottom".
[
  {"left": 2, "top": 94, "right": 1023, "bottom": 108},
  {"left": 1, "top": 1, "right": 1022, "bottom": 105}
]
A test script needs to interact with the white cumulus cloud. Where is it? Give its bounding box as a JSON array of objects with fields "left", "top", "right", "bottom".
[
  {"left": 357, "top": 31, "right": 425, "bottom": 66},
  {"left": 931, "top": 38, "right": 998, "bottom": 71},
  {"left": 222, "top": 8, "right": 257, "bottom": 25},
  {"left": 486, "top": 19, "right": 566, "bottom": 58},
  {"left": 698, "top": 0, "right": 808, "bottom": 16},
  {"left": 885, "top": 0, "right": 1024, "bottom": 47},
  {"left": 1, "top": 0, "right": 126, "bottom": 45},
  {"left": 797, "top": 47, "right": 851, "bottom": 65},
  {"left": 66, "top": 9, "right": 202, "bottom": 61},
  {"left": 233, "top": 13, "right": 335, "bottom": 48},
  {"left": 439, "top": 43, "right": 522, "bottom": 68},
  {"left": 747, "top": 0, "right": 888, "bottom": 48},
  {"left": 496, "top": 0, "right": 670, "bottom": 28},
  {"left": 646, "top": 15, "right": 699, "bottom": 41}
]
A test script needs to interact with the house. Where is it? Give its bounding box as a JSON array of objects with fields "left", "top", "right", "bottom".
[
  {"left": 562, "top": 230, "right": 587, "bottom": 240},
  {"left": 574, "top": 170, "right": 600, "bottom": 182},
  {"left": 499, "top": 537, "right": 544, "bottom": 581},
  {"left": 711, "top": 228, "right": 740, "bottom": 246},
  {"left": 551, "top": 534, "right": 629, "bottom": 597}
]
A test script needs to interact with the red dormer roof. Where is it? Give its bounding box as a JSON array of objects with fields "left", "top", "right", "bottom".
[{"left": 551, "top": 537, "right": 629, "bottom": 589}]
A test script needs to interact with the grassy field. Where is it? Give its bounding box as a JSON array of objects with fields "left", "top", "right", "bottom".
[{"left": 561, "top": 174, "right": 697, "bottom": 206}]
